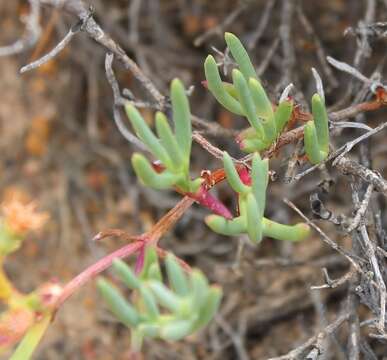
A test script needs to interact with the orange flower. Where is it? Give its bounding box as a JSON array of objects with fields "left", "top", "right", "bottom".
[{"left": 1, "top": 199, "right": 48, "bottom": 236}]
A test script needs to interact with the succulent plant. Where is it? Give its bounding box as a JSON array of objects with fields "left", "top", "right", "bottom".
[
  {"left": 125, "top": 79, "right": 202, "bottom": 193},
  {"left": 97, "top": 248, "right": 222, "bottom": 352},
  {"left": 205, "top": 152, "right": 310, "bottom": 243},
  {"left": 204, "top": 32, "right": 294, "bottom": 152}
]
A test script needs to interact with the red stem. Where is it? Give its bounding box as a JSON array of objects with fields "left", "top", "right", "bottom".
[
  {"left": 56, "top": 241, "right": 143, "bottom": 307},
  {"left": 56, "top": 196, "right": 195, "bottom": 308}
]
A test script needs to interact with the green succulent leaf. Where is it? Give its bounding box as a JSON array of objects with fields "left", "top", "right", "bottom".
[
  {"left": 262, "top": 218, "right": 311, "bottom": 242},
  {"left": 223, "top": 152, "right": 249, "bottom": 194},
  {"left": 112, "top": 259, "right": 141, "bottom": 290},
  {"left": 304, "top": 93, "right": 329, "bottom": 164},
  {"left": 97, "top": 278, "right": 139, "bottom": 327},
  {"left": 148, "top": 262, "right": 163, "bottom": 282},
  {"left": 245, "top": 193, "right": 262, "bottom": 243},
  {"left": 165, "top": 254, "right": 189, "bottom": 297},
  {"left": 190, "top": 270, "right": 209, "bottom": 310},
  {"left": 205, "top": 215, "right": 246, "bottom": 235},
  {"left": 126, "top": 105, "right": 172, "bottom": 168},
  {"left": 193, "top": 287, "right": 222, "bottom": 330},
  {"left": 140, "top": 246, "right": 159, "bottom": 280},
  {"left": 131, "top": 153, "right": 177, "bottom": 189},
  {"left": 160, "top": 319, "right": 194, "bottom": 341},
  {"left": 139, "top": 286, "right": 160, "bottom": 319},
  {"left": 232, "top": 69, "right": 264, "bottom": 136},
  {"left": 240, "top": 137, "right": 268, "bottom": 152},
  {"left": 223, "top": 81, "right": 238, "bottom": 99},
  {"left": 274, "top": 100, "right": 293, "bottom": 134},
  {"left": 304, "top": 121, "right": 323, "bottom": 164},
  {"left": 148, "top": 282, "right": 181, "bottom": 313},
  {"left": 251, "top": 153, "right": 268, "bottom": 216},
  {"left": 248, "top": 78, "right": 273, "bottom": 120},
  {"left": 155, "top": 111, "right": 183, "bottom": 169},
  {"left": 171, "top": 78, "right": 192, "bottom": 158},
  {"left": 311, "top": 93, "right": 329, "bottom": 154},
  {"left": 204, "top": 55, "right": 244, "bottom": 115},
  {"left": 138, "top": 323, "right": 161, "bottom": 338},
  {"left": 225, "top": 32, "right": 257, "bottom": 81}
]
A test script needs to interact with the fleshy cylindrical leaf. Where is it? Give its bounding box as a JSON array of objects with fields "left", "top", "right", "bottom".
[
  {"left": 204, "top": 55, "right": 244, "bottom": 115},
  {"left": 147, "top": 263, "right": 162, "bottom": 282},
  {"left": 190, "top": 270, "right": 209, "bottom": 310},
  {"left": 155, "top": 112, "right": 184, "bottom": 169},
  {"left": 248, "top": 78, "right": 274, "bottom": 121},
  {"left": 165, "top": 254, "right": 189, "bottom": 296},
  {"left": 140, "top": 247, "right": 159, "bottom": 280},
  {"left": 240, "top": 138, "right": 267, "bottom": 153},
  {"left": 138, "top": 323, "right": 161, "bottom": 338},
  {"left": 251, "top": 154, "right": 268, "bottom": 216},
  {"left": 125, "top": 105, "right": 172, "bottom": 168},
  {"left": 248, "top": 78, "right": 276, "bottom": 142},
  {"left": 232, "top": 69, "right": 264, "bottom": 136},
  {"left": 245, "top": 193, "right": 262, "bottom": 243},
  {"left": 304, "top": 121, "right": 324, "bottom": 165},
  {"left": 112, "top": 259, "right": 140, "bottom": 290},
  {"left": 205, "top": 215, "right": 245, "bottom": 236},
  {"left": 274, "top": 100, "right": 293, "bottom": 134},
  {"left": 223, "top": 152, "right": 249, "bottom": 194},
  {"left": 193, "top": 287, "right": 222, "bottom": 330},
  {"left": 139, "top": 286, "right": 160, "bottom": 319},
  {"left": 148, "top": 282, "right": 181, "bottom": 312},
  {"left": 311, "top": 93, "right": 329, "bottom": 154},
  {"left": 160, "top": 319, "right": 194, "bottom": 341},
  {"left": 262, "top": 218, "right": 311, "bottom": 242},
  {"left": 171, "top": 79, "right": 192, "bottom": 158},
  {"left": 225, "top": 32, "right": 257, "bottom": 81},
  {"left": 131, "top": 153, "right": 177, "bottom": 189},
  {"left": 97, "top": 278, "right": 139, "bottom": 327},
  {"left": 223, "top": 82, "right": 238, "bottom": 99}
]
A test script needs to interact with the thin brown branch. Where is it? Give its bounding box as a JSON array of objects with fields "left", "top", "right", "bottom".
[
  {"left": 268, "top": 312, "right": 350, "bottom": 360},
  {"left": 336, "top": 157, "right": 387, "bottom": 197}
]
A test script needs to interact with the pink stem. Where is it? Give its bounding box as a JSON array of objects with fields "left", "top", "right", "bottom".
[
  {"left": 56, "top": 241, "right": 144, "bottom": 308},
  {"left": 189, "top": 186, "right": 232, "bottom": 219}
]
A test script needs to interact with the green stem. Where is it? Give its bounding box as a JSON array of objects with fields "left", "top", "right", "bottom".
[{"left": 10, "top": 314, "right": 52, "bottom": 360}]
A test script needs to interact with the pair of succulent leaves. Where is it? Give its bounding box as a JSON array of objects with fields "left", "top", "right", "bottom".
[{"left": 98, "top": 248, "right": 222, "bottom": 351}]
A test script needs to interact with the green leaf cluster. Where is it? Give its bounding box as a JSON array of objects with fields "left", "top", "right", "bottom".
[
  {"left": 97, "top": 248, "right": 222, "bottom": 352},
  {"left": 126, "top": 79, "right": 202, "bottom": 193},
  {"left": 205, "top": 152, "right": 311, "bottom": 243},
  {"left": 204, "top": 33, "right": 293, "bottom": 152}
]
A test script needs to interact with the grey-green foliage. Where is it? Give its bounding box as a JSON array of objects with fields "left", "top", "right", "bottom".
[
  {"left": 126, "top": 79, "right": 202, "bottom": 193},
  {"left": 97, "top": 248, "right": 222, "bottom": 352},
  {"left": 205, "top": 152, "right": 311, "bottom": 243},
  {"left": 204, "top": 32, "right": 293, "bottom": 152}
]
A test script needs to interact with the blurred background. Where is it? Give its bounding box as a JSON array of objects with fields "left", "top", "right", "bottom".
[{"left": 0, "top": 1, "right": 387, "bottom": 359}]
